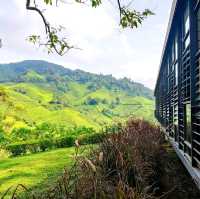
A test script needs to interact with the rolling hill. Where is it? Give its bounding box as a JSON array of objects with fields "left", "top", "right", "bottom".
[{"left": 0, "top": 60, "right": 154, "bottom": 133}]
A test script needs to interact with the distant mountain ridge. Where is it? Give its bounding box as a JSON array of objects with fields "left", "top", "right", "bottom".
[
  {"left": 0, "top": 60, "right": 154, "bottom": 132},
  {"left": 0, "top": 60, "right": 153, "bottom": 99}
]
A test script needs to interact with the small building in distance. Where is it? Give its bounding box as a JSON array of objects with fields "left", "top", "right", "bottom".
[{"left": 155, "top": 0, "right": 200, "bottom": 189}]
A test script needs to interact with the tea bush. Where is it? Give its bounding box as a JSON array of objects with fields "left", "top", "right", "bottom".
[
  {"left": 6, "top": 142, "right": 27, "bottom": 156},
  {"left": 5, "top": 133, "right": 105, "bottom": 156},
  {"left": 54, "top": 136, "right": 76, "bottom": 148}
]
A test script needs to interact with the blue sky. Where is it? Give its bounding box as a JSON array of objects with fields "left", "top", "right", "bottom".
[{"left": 0, "top": 0, "right": 173, "bottom": 89}]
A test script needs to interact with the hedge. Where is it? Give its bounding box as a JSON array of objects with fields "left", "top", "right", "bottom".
[
  {"left": 54, "top": 136, "right": 76, "bottom": 148},
  {"left": 5, "top": 133, "right": 105, "bottom": 156},
  {"left": 6, "top": 139, "right": 51, "bottom": 156},
  {"left": 78, "top": 133, "right": 105, "bottom": 145}
]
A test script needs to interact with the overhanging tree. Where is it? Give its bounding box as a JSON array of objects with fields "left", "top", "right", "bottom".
[{"left": 2, "top": 0, "right": 154, "bottom": 55}]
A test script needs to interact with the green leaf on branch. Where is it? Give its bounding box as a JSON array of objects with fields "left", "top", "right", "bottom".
[
  {"left": 90, "top": 0, "right": 102, "bottom": 8},
  {"left": 44, "top": 0, "right": 53, "bottom": 5},
  {"left": 142, "top": 9, "right": 155, "bottom": 16},
  {"left": 27, "top": 35, "right": 41, "bottom": 44},
  {"left": 120, "top": 8, "right": 154, "bottom": 29}
]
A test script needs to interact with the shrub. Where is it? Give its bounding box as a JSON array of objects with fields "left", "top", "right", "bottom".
[
  {"left": 27, "top": 140, "right": 40, "bottom": 153},
  {"left": 85, "top": 97, "right": 98, "bottom": 105},
  {"left": 66, "top": 126, "right": 95, "bottom": 137},
  {"left": 39, "top": 139, "right": 54, "bottom": 151},
  {"left": 5, "top": 128, "right": 105, "bottom": 156},
  {"left": 6, "top": 139, "right": 54, "bottom": 156},
  {"left": 99, "top": 119, "right": 165, "bottom": 191},
  {"left": 0, "top": 127, "right": 7, "bottom": 145},
  {"left": 54, "top": 136, "right": 75, "bottom": 148},
  {"left": 10, "top": 128, "right": 32, "bottom": 142},
  {"left": 6, "top": 142, "right": 27, "bottom": 156},
  {"left": 67, "top": 119, "right": 165, "bottom": 198},
  {"left": 5, "top": 133, "right": 105, "bottom": 156},
  {"left": 78, "top": 133, "right": 105, "bottom": 145}
]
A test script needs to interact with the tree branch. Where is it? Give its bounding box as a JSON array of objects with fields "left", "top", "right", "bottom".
[
  {"left": 116, "top": 0, "right": 122, "bottom": 18},
  {"left": 26, "top": 0, "right": 74, "bottom": 55},
  {"left": 26, "top": 0, "right": 50, "bottom": 34},
  {"left": 24, "top": 0, "right": 153, "bottom": 55}
]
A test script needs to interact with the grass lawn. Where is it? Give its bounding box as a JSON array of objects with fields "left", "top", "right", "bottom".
[{"left": 0, "top": 147, "right": 78, "bottom": 198}]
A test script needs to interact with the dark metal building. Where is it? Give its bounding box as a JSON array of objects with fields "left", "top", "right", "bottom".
[{"left": 155, "top": 0, "right": 200, "bottom": 188}]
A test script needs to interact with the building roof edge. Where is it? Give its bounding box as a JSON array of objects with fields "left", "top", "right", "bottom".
[{"left": 154, "top": 0, "right": 178, "bottom": 94}]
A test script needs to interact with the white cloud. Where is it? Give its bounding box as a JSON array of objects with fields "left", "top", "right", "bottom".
[{"left": 45, "top": 2, "right": 117, "bottom": 41}]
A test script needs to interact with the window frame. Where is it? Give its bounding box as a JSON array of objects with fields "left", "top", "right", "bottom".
[{"left": 183, "top": 2, "right": 190, "bottom": 50}]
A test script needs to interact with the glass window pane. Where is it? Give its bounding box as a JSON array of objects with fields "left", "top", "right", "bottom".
[
  {"left": 172, "top": 44, "right": 175, "bottom": 63},
  {"left": 198, "top": 6, "right": 200, "bottom": 19},
  {"left": 184, "top": 7, "right": 189, "bottom": 36},
  {"left": 175, "top": 36, "right": 178, "bottom": 60},
  {"left": 185, "top": 16, "right": 190, "bottom": 34},
  {"left": 184, "top": 35, "right": 190, "bottom": 49},
  {"left": 174, "top": 105, "right": 178, "bottom": 142},
  {"left": 168, "top": 58, "right": 170, "bottom": 74},
  {"left": 197, "top": 20, "right": 200, "bottom": 31},
  {"left": 198, "top": 31, "right": 200, "bottom": 40},
  {"left": 175, "top": 63, "right": 178, "bottom": 85},
  {"left": 185, "top": 103, "right": 191, "bottom": 143},
  {"left": 197, "top": 8, "right": 200, "bottom": 48}
]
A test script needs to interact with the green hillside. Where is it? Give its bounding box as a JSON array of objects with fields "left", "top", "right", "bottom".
[{"left": 0, "top": 60, "right": 154, "bottom": 134}]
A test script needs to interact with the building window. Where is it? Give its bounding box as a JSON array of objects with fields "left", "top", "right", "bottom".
[
  {"left": 167, "top": 57, "right": 170, "bottom": 75},
  {"left": 197, "top": 7, "right": 200, "bottom": 48},
  {"left": 184, "top": 103, "right": 192, "bottom": 157},
  {"left": 184, "top": 35, "right": 190, "bottom": 49},
  {"left": 175, "top": 63, "right": 178, "bottom": 85},
  {"left": 185, "top": 103, "right": 192, "bottom": 143},
  {"left": 172, "top": 42, "right": 175, "bottom": 63},
  {"left": 184, "top": 6, "right": 190, "bottom": 36},
  {"left": 175, "top": 36, "right": 178, "bottom": 60},
  {"left": 183, "top": 5, "right": 190, "bottom": 50},
  {"left": 174, "top": 105, "right": 178, "bottom": 142},
  {"left": 185, "top": 16, "right": 190, "bottom": 35}
]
